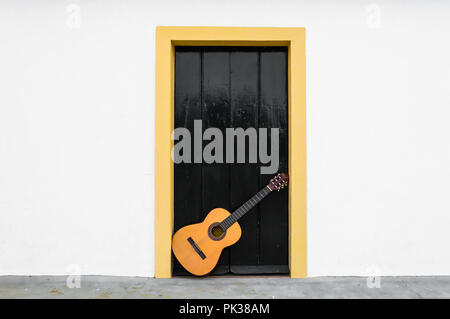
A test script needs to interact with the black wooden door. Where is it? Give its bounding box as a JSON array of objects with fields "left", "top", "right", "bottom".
[{"left": 173, "top": 46, "right": 288, "bottom": 275}]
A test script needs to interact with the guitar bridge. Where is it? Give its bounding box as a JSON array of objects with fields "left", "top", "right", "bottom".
[{"left": 187, "top": 237, "right": 206, "bottom": 260}]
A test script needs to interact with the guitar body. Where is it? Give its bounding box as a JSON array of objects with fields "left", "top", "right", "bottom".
[{"left": 172, "top": 208, "right": 242, "bottom": 276}]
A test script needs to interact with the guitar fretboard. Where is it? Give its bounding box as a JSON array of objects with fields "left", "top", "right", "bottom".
[{"left": 219, "top": 186, "right": 272, "bottom": 230}]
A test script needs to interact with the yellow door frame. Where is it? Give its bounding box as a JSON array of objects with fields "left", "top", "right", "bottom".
[{"left": 155, "top": 26, "right": 306, "bottom": 278}]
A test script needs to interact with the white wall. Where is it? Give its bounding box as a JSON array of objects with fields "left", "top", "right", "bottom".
[{"left": 1, "top": 0, "right": 450, "bottom": 277}]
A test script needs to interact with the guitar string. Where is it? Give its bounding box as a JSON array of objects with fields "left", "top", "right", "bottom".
[{"left": 220, "top": 187, "right": 272, "bottom": 230}]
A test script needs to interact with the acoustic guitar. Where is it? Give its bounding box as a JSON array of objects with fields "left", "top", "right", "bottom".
[{"left": 172, "top": 172, "right": 289, "bottom": 276}]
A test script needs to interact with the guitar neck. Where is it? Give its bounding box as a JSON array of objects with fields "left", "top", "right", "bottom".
[{"left": 220, "top": 186, "right": 272, "bottom": 230}]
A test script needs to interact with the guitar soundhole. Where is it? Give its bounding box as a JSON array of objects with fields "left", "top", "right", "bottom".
[
  {"left": 211, "top": 225, "right": 224, "bottom": 237},
  {"left": 208, "top": 223, "right": 226, "bottom": 241}
]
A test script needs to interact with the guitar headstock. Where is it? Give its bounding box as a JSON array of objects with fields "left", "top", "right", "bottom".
[{"left": 267, "top": 173, "right": 289, "bottom": 192}]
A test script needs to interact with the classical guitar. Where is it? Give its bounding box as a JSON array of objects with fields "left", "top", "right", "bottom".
[{"left": 172, "top": 172, "right": 289, "bottom": 276}]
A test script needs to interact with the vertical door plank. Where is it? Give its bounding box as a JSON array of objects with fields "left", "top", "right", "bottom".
[
  {"left": 259, "top": 48, "right": 289, "bottom": 270},
  {"left": 229, "top": 50, "right": 260, "bottom": 269},
  {"left": 202, "top": 49, "right": 231, "bottom": 274},
  {"left": 173, "top": 49, "right": 203, "bottom": 275}
]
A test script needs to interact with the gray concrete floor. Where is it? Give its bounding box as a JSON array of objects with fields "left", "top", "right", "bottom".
[{"left": 0, "top": 276, "right": 449, "bottom": 299}]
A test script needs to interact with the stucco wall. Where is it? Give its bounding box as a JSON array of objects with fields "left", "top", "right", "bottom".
[{"left": 1, "top": 0, "right": 449, "bottom": 276}]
